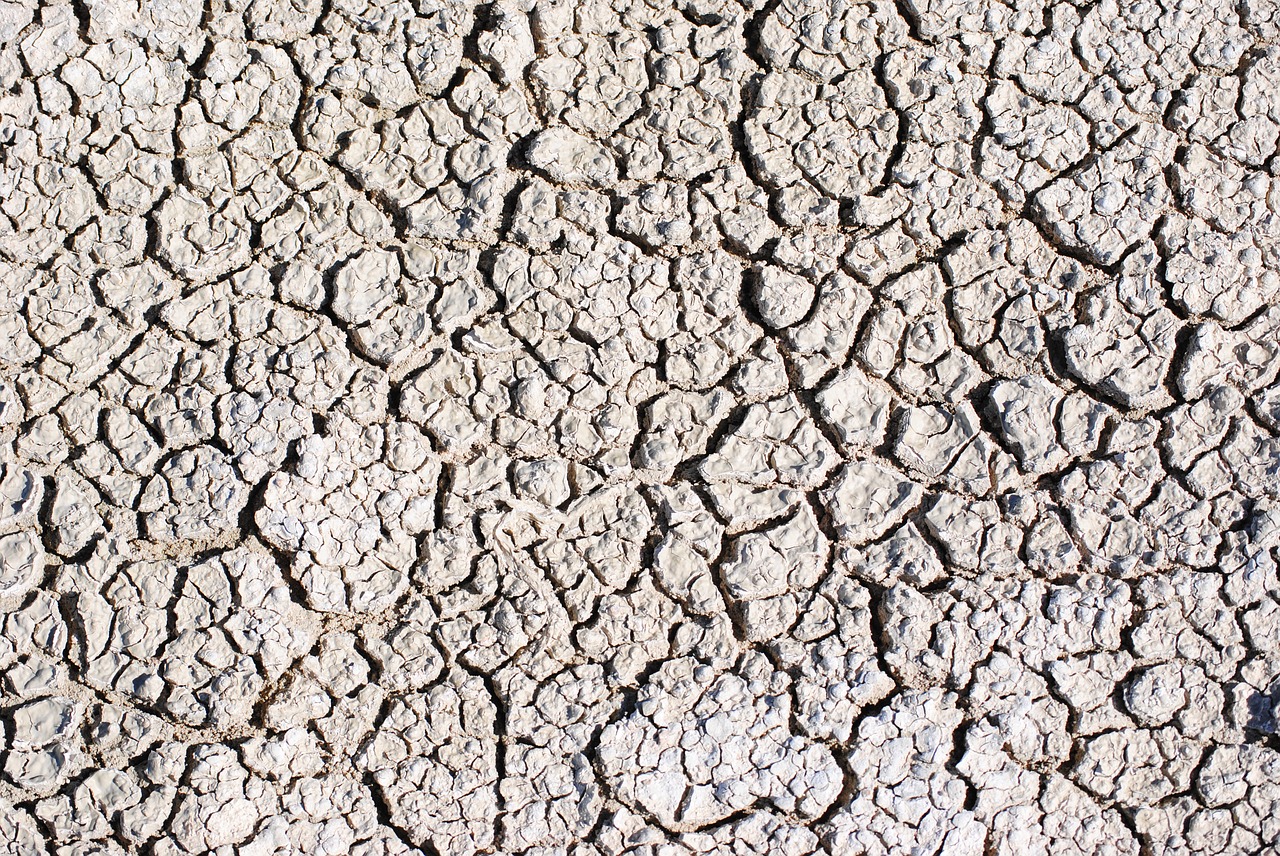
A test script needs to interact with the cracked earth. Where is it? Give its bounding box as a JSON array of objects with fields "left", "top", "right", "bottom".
[{"left": 2, "top": 0, "right": 1280, "bottom": 853}]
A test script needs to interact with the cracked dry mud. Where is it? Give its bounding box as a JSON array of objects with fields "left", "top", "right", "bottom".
[{"left": 2, "top": 0, "right": 1280, "bottom": 854}]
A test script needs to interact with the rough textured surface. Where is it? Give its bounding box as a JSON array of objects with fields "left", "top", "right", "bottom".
[{"left": 2, "top": 0, "right": 1280, "bottom": 853}]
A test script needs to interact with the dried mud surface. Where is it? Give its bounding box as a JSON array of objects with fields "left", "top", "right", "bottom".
[{"left": 2, "top": 0, "right": 1280, "bottom": 854}]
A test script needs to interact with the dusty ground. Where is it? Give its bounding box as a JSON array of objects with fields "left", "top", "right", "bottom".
[{"left": 2, "top": 0, "right": 1280, "bottom": 853}]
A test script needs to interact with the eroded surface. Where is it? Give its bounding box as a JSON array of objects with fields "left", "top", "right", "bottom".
[{"left": 3, "top": 0, "right": 1280, "bottom": 853}]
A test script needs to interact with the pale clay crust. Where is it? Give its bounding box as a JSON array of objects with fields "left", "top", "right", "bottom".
[{"left": 2, "top": 0, "right": 1280, "bottom": 854}]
